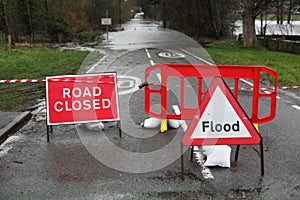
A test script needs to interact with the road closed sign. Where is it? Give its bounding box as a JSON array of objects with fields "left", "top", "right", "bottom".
[{"left": 46, "top": 73, "right": 119, "bottom": 125}]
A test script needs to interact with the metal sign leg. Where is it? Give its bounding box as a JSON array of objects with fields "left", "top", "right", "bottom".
[
  {"left": 181, "top": 143, "right": 184, "bottom": 181},
  {"left": 260, "top": 139, "right": 265, "bottom": 176},
  {"left": 118, "top": 120, "right": 122, "bottom": 138},
  {"left": 46, "top": 125, "right": 53, "bottom": 143},
  {"left": 190, "top": 146, "right": 194, "bottom": 161},
  {"left": 234, "top": 145, "right": 240, "bottom": 162}
]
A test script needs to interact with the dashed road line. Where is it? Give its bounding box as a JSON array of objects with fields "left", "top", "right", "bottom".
[
  {"left": 156, "top": 73, "right": 161, "bottom": 83},
  {"left": 146, "top": 48, "right": 212, "bottom": 179},
  {"left": 150, "top": 59, "right": 155, "bottom": 66},
  {"left": 147, "top": 52, "right": 152, "bottom": 59},
  {"left": 145, "top": 48, "right": 155, "bottom": 66},
  {"left": 145, "top": 49, "right": 152, "bottom": 59}
]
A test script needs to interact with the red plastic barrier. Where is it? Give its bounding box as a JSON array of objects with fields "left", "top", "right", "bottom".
[{"left": 144, "top": 64, "right": 278, "bottom": 124}]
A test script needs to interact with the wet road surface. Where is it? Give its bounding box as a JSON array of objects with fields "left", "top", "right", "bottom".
[{"left": 1, "top": 18, "right": 300, "bottom": 199}]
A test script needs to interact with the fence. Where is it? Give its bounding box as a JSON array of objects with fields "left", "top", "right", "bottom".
[{"left": 258, "top": 36, "right": 300, "bottom": 55}]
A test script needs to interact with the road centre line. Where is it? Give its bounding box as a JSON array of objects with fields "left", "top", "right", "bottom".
[
  {"left": 145, "top": 48, "right": 155, "bottom": 66},
  {"left": 156, "top": 73, "right": 169, "bottom": 91},
  {"left": 156, "top": 73, "right": 161, "bottom": 82},
  {"left": 147, "top": 52, "right": 152, "bottom": 59},
  {"left": 145, "top": 48, "right": 151, "bottom": 58},
  {"left": 150, "top": 59, "right": 155, "bottom": 66},
  {"left": 144, "top": 48, "right": 212, "bottom": 179}
]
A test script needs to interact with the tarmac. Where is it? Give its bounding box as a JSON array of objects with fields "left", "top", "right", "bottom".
[{"left": 0, "top": 111, "right": 32, "bottom": 143}]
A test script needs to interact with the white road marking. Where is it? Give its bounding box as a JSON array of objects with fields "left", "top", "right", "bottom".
[
  {"left": 150, "top": 60, "right": 155, "bottom": 66},
  {"left": 158, "top": 52, "right": 185, "bottom": 58},
  {"left": 145, "top": 49, "right": 210, "bottom": 177},
  {"left": 117, "top": 75, "right": 142, "bottom": 96},
  {"left": 240, "top": 78, "right": 254, "bottom": 87},
  {"left": 172, "top": 105, "right": 214, "bottom": 179},
  {"left": 292, "top": 105, "right": 300, "bottom": 111},
  {"left": 86, "top": 55, "right": 107, "bottom": 74},
  {"left": 180, "top": 48, "right": 213, "bottom": 65},
  {"left": 156, "top": 73, "right": 169, "bottom": 91},
  {"left": 180, "top": 48, "right": 282, "bottom": 99},
  {"left": 172, "top": 105, "right": 187, "bottom": 131},
  {"left": 156, "top": 73, "right": 161, "bottom": 83},
  {"left": 147, "top": 52, "right": 152, "bottom": 59},
  {"left": 180, "top": 48, "right": 254, "bottom": 88},
  {"left": 145, "top": 48, "right": 155, "bottom": 66}
]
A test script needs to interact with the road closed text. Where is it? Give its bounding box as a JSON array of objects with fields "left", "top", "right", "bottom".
[
  {"left": 53, "top": 86, "right": 111, "bottom": 112},
  {"left": 46, "top": 74, "right": 119, "bottom": 125}
]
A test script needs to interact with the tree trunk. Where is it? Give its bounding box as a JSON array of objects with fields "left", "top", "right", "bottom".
[
  {"left": 287, "top": 0, "right": 293, "bottom": 24},
  {"left": 26, "top": 0, "right": 33, "bottom": 44},
  {"left": 3, "top": 0, "right": 11, "bottom": 35},
  {"left": 276, "top": 0, "right": 280, "bottom": 24},
  {"left": 242, "top": 3, "right": 257, "bottom": 46},
  {"left": 3, "top": 0, "right": 12, "bottom": 54},
  {"left": 280, "top": 0, "right": 283, "bottom": 24}
]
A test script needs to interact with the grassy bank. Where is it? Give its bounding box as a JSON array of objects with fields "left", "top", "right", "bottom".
[
  {"left": 0, "top": 48, "right": 89, "bottom": 111},
  {"left": 204, "top": 41, "right": 300, "bottom": 86}
]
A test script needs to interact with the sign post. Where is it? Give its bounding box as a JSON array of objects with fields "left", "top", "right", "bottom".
[
  {"left": 46, "top": 73, "right": 120, "bottom": 141},
  {"left": 101, "top": 9, "right": 112, "bottom": 42}
]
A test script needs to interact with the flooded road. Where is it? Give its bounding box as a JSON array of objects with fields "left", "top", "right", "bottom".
[{"left": 1, "top": 18, "right": 300, "bottom": 199}]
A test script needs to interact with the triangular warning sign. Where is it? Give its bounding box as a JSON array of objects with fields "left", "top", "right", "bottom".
[{"left": 182, "top": 77, "right": 261, "bottom": 146}]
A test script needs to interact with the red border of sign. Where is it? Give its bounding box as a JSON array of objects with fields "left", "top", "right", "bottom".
[
  {"left": 46, "top": 73, "right": 120, "bottom": 125},
  {"left": 182, "top": 77, "right": 261, "bottom": 146}
]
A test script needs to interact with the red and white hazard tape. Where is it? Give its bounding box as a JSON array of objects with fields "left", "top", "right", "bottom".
[
  {"left": 1, "top": 79, "right": 300, "bottom": 91},
  {"left": 278, "top": 86, "right": 300, "bottom": 89},
  {"left": 0, "top": 78, "right": 114, "bottom": 84},
  {"left": 237, "top": 86, "right": 300, "bottom": 91},
  {"left": 0, "top": 79, "right": 45, "bottom": 83}
]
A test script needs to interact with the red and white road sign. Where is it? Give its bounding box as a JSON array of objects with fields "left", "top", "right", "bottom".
[
  {"left": 46, "top": 73, "right": 119, "bottom": 125},
  {"left": 182, "top": 77, "right": 261, "bottom": 146}
]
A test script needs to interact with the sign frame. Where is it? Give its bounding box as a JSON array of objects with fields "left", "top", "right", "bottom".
[
  {"left": 46, "top": 73, "right": 120, "bottom": 126},
  {"left": 101, "top": 18, "right": 112, "bottom": 26},
  {"left": 182, "top": 77, "right": 261, "bottom": 146}
]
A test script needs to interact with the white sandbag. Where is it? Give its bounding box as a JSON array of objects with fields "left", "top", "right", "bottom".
[
  {"left": 203, "top": 145, "right": 231, "bottom": 168},
  {"left": 142, "top": 117, "right": 161, "bottom": 128},
  {"left": 168, "top": 119, "right": 182, "bottom": 129},
  {"left": 85, "top": 122, "right": 105, "bottom": 131}
]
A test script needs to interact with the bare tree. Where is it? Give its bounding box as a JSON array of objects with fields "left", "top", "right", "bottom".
[
  {"left": 239, "top": 0, "right": 272, "bottom": 46},
  {"left": 25, "top": 0, "right": 33, "bottom": 43},
  {"left": 1, "top": 0, "right": 12, "bottom": 53}
]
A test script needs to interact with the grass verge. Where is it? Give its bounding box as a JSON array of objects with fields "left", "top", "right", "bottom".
[
  {"left": 204, "top": 41, "right": 300, "bottom": 86},
  {"left": 0, "top": 48, "right": 89, "bottom": 111}
]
